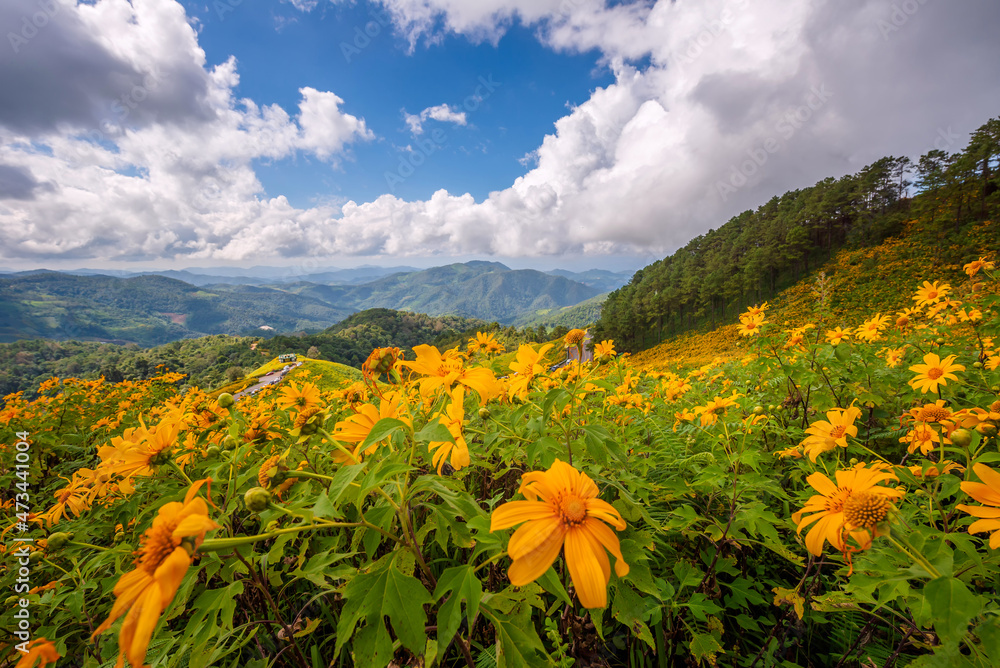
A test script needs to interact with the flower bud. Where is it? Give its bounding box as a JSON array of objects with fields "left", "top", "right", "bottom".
[
  {"left": 218, "top": 393, "right": 235, "bottom": 409},
  {"left": 478, "top": 407, "right": 491, "bottom": 420},
  {"left": 205, "top": 445, "right": 221, "bottom": 459},
  {"left": 47, "top": 532, "right": 73, "bottom": 550},
  {"left": 950, "top": 429, "right": 973, "bottom": 448},
  {"left": 222, "top": 435, "right": 239, "bottom": 451},
  {"left": 244, "top": 487, "right": 272, "bottom": 513},
  {"left": 977, "top": 422, "right": 998, "bottom": 437}
]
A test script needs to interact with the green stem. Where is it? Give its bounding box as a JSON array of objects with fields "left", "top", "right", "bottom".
[{"left": 886, "top": 532, "right": 941, "bottom": 579}]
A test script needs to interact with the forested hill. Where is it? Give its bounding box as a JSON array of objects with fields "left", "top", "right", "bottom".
[{"left": 595, "top": 116, "right": 1000, "bottom": 351}]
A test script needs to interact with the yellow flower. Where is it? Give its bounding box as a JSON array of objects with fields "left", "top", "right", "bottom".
[
  {"left": 507, "top": 343, "right": 554, "bottom": 400},
  {"left": 963, "top": 257, "right": 995, "bottom": 277},
  {"left": 883, "top": 347, "right": 905, "bottom": 368},
  {"left": 904, "top": 460, "right": 963, "bottom": 478},
  {"left": 800, "top": 405, "right": 862, "bottom": 461},
  {"left": 14, "top": 638, "right": 60, "bottom": 668},
  {"left": 92, "top": 483, "right": 220, "bottom": 668},
  {"left": 742, "top": 302, "right": 769, "bottom": 319},
  {"left": 593, "top": 339, "right": 616, "bottom": 360},
  {"left": 737, "top": 314, "right": 767, "bottom": 337},
  {"left": 490, "top": 459, "right": 628, "bottom": 609},
  {"left": 899, "top": 424, "right": 949, "bottom": 455},
  {"left": 792, "top": 463, "right": 904, "bottom": 556},
  {"left": 428, "top": 387, "right": 471, "bottom": 474},
  {"left": 825, "top": 327, "right": 851, "bottom": 346},
  {"left": 563, "top": 328, "right": 587, "bottom": 348},
  {"left": 775, "top": 446, "right": 803, "bottom": 459},
  {"left": 330, "top": 392, "right": 410, "bottom": 464},
  {"left": 403, "top": 345, "right": 499, "bottom": 405},
  {"left": 912, "top": 280, "right": 950, "bottom": 307},
  {"left": 467, "top": 332, "right": 504, "bottom": 355},
  {"left": 907, "top": 353, "right": 965, "bottom": 394},
  {"left": 855, "top": 314, "right": 890, "bottom": 342},
  {"left": 362, "top": 347, "right": 402, "bottom": 382},
  {"left": 956, "top": 463, "right": 1000, "bottom": 549},
  {"left": 693, "top": 392, "right": 741, "bottom": 427},
  {"left": 276, "top": 381, "right": 323, "bottom": 413}
]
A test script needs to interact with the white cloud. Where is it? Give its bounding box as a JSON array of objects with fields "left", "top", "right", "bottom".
[
  {"left": 403, "top": 104, "right": 468, "bottom": 135},
  {"left": 2, "top": 0, "right": 1000, "bottom": 266}
]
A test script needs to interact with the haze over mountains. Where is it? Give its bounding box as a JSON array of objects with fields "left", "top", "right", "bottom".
[{"left": 0, "top": 261, "right": 630, "bottom": 346}]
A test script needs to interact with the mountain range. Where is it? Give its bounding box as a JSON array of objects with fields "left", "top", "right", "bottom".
[{"left": 0, "top": 261, "right": 629, "bottom": 346}]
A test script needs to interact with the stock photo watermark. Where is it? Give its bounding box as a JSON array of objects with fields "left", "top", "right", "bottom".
[
  {"left": 340, "top": 5, "right": 394, "bottom": 63},
  {"left": 876, "top": 0, "right": 933, "bottom": 40},
  {"left": 7, "top": 0, "right": 61, "bottom": 54},
  {"left": 715, "top": 84, "right": 833, "bottom": 202},
  {"left": 384, "top": 75, "right": 502, "bottom": 191}
]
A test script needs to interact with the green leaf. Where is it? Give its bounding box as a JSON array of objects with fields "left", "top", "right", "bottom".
[
  {"left": 689, "top": 632, "right": 724, "bottom": 665},
  {"left": 360, "top": 417, "right": 409, "bottom": 450},
  {"left": 311, "top": 489, "right": 339, "bottom": 520},
  {"left": 433, "top": 565, "right": 483, "bottom": 648},
  {"left": 611, "top": 583, "right": 655, "bottom": 649},
  {"left": 336, "top": 556, "right": 433, "bottom": 664},
  {"left": 326, "top": 462, "right": 366, "bottom": 506},
  {"left": 924, "top": 577, "right": 981, "bottom": 644},
  {"left": 416, "top": 418, "right": 453, "bottom": 444},
  {"left": 481, "top": 603, "right": 551, "bottom": 668},
  {"left": 535, "top": 566, "right": 572, "bottom": 606}
]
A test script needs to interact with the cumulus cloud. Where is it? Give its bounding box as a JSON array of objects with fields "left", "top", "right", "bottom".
[
  {"left": 403, "top": 104, "right": 468, "bottom": 135},
  {"left": 2, "top": 0, "right": 1000, "bottom": 265}
]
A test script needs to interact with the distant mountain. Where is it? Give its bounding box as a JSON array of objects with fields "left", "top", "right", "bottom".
[
  {"left": 544, "top": 269, "right": 632, "bottom": 293},
  {"left": 0, "top": 272, "right": 352, "bottom": 346},
  {"left": 63, "top": 265, "right": 419, "bottom": 287},
  {"left": 281, "top": 261, "right": 601, "bottom": 324},
  {"left": 513, "top": 293, "right": 607, "bottom": 329},
  {"left": 0, "top": 261, "right": 606, "bottom": 346}
]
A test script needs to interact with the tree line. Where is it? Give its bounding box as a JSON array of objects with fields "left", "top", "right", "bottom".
[{"left": 595, "top": 117, "right": 1000, "bottom": 351}]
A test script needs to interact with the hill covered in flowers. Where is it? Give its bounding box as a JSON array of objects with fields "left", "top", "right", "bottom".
[{"left": 2, "top": 252, "right": 1000, "bottom": 666}]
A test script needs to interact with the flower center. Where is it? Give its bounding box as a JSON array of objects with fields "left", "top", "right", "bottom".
[
  {"left": 829, "top": 425, "right": 847, "bottom": 439},
  {"left": 896, "top": 316, "right": 909, "bottom": 327},
  {"left": 558, "top": 495, "right": 587, "bottom": 525},
  {"left": 990, "top": 400, "right": 1000, "bottom": 413},
  {"left": 917, "top": 406, "right": 950, "bottom": 422},
  {"left": 926, "top": 368, "right": 944, "bottom": 380},
  {"left": 842, "top": 492, "right": 889, "bottom": 531},
  {"left": 139, "top": 521, "right": 180, "bottom": 573}
]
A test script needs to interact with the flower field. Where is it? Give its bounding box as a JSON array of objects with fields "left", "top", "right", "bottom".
[{"left": 3, "top": 259, "right": 1000, "bottom": 667}]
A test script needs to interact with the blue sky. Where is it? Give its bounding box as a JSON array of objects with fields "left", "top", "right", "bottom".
[
  {"left": 182, "top": 0, "right": 614, "bottom": 207},
  {"left": 1, "top": 1, "right": 998, "bottom": 272}
]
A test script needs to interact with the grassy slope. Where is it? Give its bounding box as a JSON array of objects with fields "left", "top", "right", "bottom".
[
  {"left": 211, "top": 356, "right": 363, "bottom": 397},
  {"left": 630, "top": 219, "right": 998, "bottom": 371}
]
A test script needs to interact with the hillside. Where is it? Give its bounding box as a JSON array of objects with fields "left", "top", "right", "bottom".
[
  {"left": 0, "top": 272, "right": 353, "bottom": 346},
  {"left": 598, "top": 116, "right": 1000, "bottom": 352},
  {"left": 0, "top": 308, "right": 496, "bottom": 397},
  {"left": 513, "top": 292, "right": 606, "bottom": 329},
  {"left": 280, "top": 261, "right": 602, "bottom": 324},
  {"left": 630, "top": 217, "right": 998, "bottom": 370},
  {"left": 0, "top": 261, "right": 603, "bottom": 347}
]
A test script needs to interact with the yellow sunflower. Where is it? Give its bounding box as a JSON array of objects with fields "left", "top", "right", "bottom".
[
  {"left": 276, "top": 381, "right": 323, "bottom": 413},
  {"left": 737, "top": 314, "right": 767, "bottom": 337},
  {"left": 92, "top": 483, "right": 220, "bottom": 668},
  {"left": 402, "top": 345, "right": 499, "bottom": 405},
  {"left": 956, "top": 463, "right": 1000, "bottom": 549},
  {"left": 907, "top": 353, "right": 965, "bottom": 394},
  {"left": 792, "top": 463, "right": 904, "bottom": 556},
  {"left": 800, "top": 405, "right": 862, "bottom": 461},
  {"left": 14, "top": 638, "right": 60, "bottom": 668},
  {"left": 490, "top": 459, "right": 629, "bottom": 609},
  {"left": 825, "top": 327, "right": 851, "bottom": 346},
  {"left": 912, "top": 280, "right": 951, "bottom": 307},
  {"left": 428, "top": 387, "right": 470, "bottom": 474}
]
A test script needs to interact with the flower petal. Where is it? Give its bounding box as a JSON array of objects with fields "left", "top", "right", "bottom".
[
  {"left": 564, "top": 529, "right": 608, "bottom": 609},
  {"left": 507, "top": 525, "right": 565, "bottom": 586},
  {"left": 490, "top": 501, "right": 556, "bottom": 532}
]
